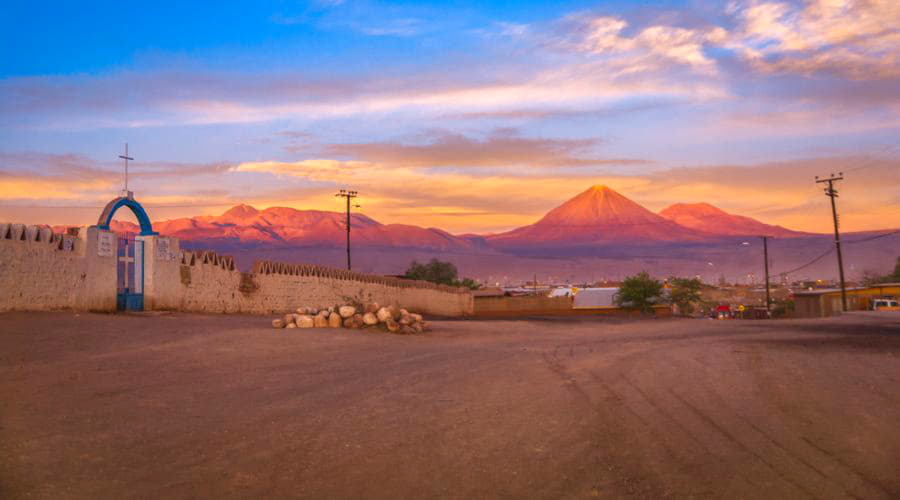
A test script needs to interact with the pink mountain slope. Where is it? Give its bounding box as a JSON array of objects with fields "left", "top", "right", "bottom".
[
  {"left": 658, "top": 203, "right": 808, "bottom": 238},
  {"left": 107, "top": 204, "right": 477, "bottom": 251},
  {"left": 486, "top": 185, "right": 708, "bottom": 247}
]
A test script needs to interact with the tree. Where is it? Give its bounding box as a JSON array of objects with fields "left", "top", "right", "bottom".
[
  {"left": 862, "top": 256, "right": 900, "bottom": 285},
  {"left": 403, "top": 259, "right": 481, "bottom": 289},
  {"left": 615, "top": 271, "right": 663, "bottom": 313},
  {"left": 668, "top": 276, "right": 702, "bottom": 315}
]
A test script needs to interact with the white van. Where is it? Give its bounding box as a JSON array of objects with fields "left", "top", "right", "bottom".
[{"left": 872, "top": 299, "right": 900, "bottom": 311}]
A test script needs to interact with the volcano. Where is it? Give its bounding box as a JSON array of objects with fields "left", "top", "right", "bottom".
[
  {"left": 658, "top": 203, "right": 809, "bottom": 238},
  {"left": 486, "top": 185, "right": 707, "bottom": 247}
]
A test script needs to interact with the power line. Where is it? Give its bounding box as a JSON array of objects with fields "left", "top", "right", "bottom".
[{"left": 334, "top": 189, "right": 359, "bottom": 270}]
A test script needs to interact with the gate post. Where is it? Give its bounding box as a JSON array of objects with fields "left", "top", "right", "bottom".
[
  {"left": 76, "top": 226, "right": 118, "bottom": 311},
  {"left": 136, "top": 235, "right": 181, "bottom": 311}
]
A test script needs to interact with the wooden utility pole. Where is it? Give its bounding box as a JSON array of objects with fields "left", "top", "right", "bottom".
[
  {"left": 815, "top": 173, "right": 847, "bottom": 311},
  {"left": 761, "top": 235, "right": 771, "bottom": 315},
  {"left": 334, "top": 189, "right": 359, "bottom": 270}
]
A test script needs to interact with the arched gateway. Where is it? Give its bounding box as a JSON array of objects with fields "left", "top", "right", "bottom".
[
  {"left": 97, "top": 195, "right": 157, "bottom": 236},
  {"left": 97, "top": 194, "right": 156, "bottom": 311}
]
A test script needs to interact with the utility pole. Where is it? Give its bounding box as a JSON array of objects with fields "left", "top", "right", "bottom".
[
  {"left": 334, "top": 189, "right": 358, "bottom": 270},
  {"left": 761, "top": 235, "right": 771, "bottom": 315},
  {"left": 815, "top": 173, "right": 847, "bottom": 311}
]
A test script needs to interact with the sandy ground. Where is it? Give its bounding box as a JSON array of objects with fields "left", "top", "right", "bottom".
[{"left": 1, "top": 311, "right": 899, "bottom": 499}]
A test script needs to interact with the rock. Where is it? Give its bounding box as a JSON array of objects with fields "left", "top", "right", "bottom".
[
  {"left": 339, "top": 305, "right": 356, "bottom": 318},
  {"left": 412, "top": 322, "right": 424, "bottom": 334},
  {"left": 410, "top": 313, "right": 423, "bottom": 323},
  {"left": 399, "top": 308, "right": 409, "bottom": 317},
  {"left": 343, "top": 317, "right": 355, "bottom": 328},
  {"left": 296, "top": 315, "right": 314, "bottom": 328},
  {"left": 272, "top": 319, "right": 285, "bottom": 329},
  {"left": 352, "top": 314, "right": 364, "bottom": 328},
  {"left": 420, "top": 321, "right": 428, "bottom": 331},
  {"left": 317, "top": 310, "right": 329, "bottom": 318},
  {"left": 308, "top": 307, "right": 318, "bottom": 315},
  {"left": 286, "top": 323, "right": 297, "bottom": 329},
  {"left": 327, "top": 306, "right": 335, "bottom": 314},
  {"left": 313, "top": 315, "right": 328, "bottom": 328},
  {"left": 283, "top": 313, "right": 295, "bottom": 326},
  {"left": 328, "top": 312, "right": 342, "bottom": 328},
  {"left": 399, "top": 314, "right": 412, "bottom": 326},
  {"left": 296, "top": 307, "right": 308, "bottom": 315},
  {"left": 387, "top": 305, "right": 400, "bottom": 320},
  {"left": 400, "top": 325, "right": 416, "bottom": 335},
  {"left": 386, "top": 318, "right": 400, "bottom": 333},
  {"left": 376, "top": 307, "right": 392, "bottom": 323},
  {"left": 365, "top": 302, "right": 380, "bottom": 314},
  {"left": 363, "top": 312, "right": 378, "bottom": 326}
]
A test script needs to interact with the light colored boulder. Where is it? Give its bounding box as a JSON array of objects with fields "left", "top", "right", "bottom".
[
  {"left": 308, "top": 308, "right": 318, "bottom": 315},
  {"left": 296, "top": 315, "right": 314, "bottom": 328},
  {"left": 317, "top": 310, "right": 329, "bottom": 318},
  {"left": 328, "top": 312, "right": 342, "bottom": 328},
  {"left": 283, "top": 313, "right": 295, "bottom": 326},
  {"left": 363, "top": 312, "right": 378, "bottom": 326},
  {"left": 399, "top": 309, "right": 409, "bottom": 317},
  {"left": 286, "top": 323, "right": 297, "bottom": 329},
  {"left": 387, "top": 305, "right": 400, "bottom": 320},
  {"left": 343, "top": 317, "right": 355, "bottom": 328},
  {"left": 272, "top": 319, "right": 285, "bottom": 329},
  {"left": 296, "top": 307, "right": 308, "bottom": 315},
  {"left": 386, "top": 318, "right": 400, "bottom": 333},
  {"left": 365, "top": 302, "right": 380, "bottom": 314},
  {"left": 327, "top": 306, "right": 335, "bottom": 314},
  {"left": 399, "top": 314, "right": 412, "bottom": 326},
  {"left": 410, "top": 313, "right": 423, "bottom": 323},
  {"left": 313, "top": 315, "right": 328, "bottom": 328},
  {"left": 376, "top": 307, "right": 392, "bottom": 323},
  {"left": 339, "top": 305, "right": 356, "bottom": 318}
]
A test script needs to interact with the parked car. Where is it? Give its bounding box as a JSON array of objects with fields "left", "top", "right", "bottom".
[
  {"left": 872, "top": 298, "right": 900, "bottom": 311},
  {"left": 714, "top": 305, "right": 732, "bottom": 319}
]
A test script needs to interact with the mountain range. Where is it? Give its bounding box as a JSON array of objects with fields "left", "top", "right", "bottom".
[
  {"left": 108, "top": 185, "right": 807, "bottom": 249},
  {"left": 93, "top": 185, "right": 896, "bottom": 282}
]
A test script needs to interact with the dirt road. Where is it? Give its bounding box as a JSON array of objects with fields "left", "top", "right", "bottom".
[{"left": 1, "top": 311, "right": 898, "bottom": 498}]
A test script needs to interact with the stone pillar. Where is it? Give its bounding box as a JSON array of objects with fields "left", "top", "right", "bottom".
[
  {"left": 137, "top": 234, "right": 181, "bottom": 311},
  {"left": 75, "top": 226, "right": 118, "bottom": 311}
]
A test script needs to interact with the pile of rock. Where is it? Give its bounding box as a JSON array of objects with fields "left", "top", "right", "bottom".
[{"left": 271, "top": 303, "right": 428, "bottom": 334}]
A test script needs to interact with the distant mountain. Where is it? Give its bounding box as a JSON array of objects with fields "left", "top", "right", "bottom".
[
  {"left": 108, "top": 204, "right": 477, "bottom": 252},
  {"left": 486, "top": 185, "right": 708, "bottom": 247},
  {"left": 658, "top": 202, "right": 809, "bottom": 238}
]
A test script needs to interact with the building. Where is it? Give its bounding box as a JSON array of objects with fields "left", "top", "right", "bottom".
[{"left": 793, "top": 283, "right": 900, "bottom": 318}]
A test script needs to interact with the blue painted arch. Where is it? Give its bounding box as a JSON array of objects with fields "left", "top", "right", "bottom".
[{"left": 97, "top": 197, "right": 157, "bottom": 235}]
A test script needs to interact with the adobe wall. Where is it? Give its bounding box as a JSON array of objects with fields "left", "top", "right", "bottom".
[
  {"left": 141, "top": 236, "right": 474, "bottom": 316},
  {"left": 0, "top": 224, "right": 117, "bottom": 312}
]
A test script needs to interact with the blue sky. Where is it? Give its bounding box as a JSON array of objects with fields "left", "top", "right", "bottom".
[{"left": 0, "top": 0, "right": 898, "bottom": 232}]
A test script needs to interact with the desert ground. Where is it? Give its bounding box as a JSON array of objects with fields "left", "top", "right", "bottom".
[{"left": 1, "top": 311, "right": 899, "bottom": 499}]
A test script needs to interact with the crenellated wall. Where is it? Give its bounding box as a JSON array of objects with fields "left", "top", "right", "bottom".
[
  {"left": 1, "top": 227, "right": 472, "bottom": 316},
  {"left": 139, "top": 235, "right": 473, "bottom": 316},
  {"left": 0, "top": 224, "right": 117, "bottom": 312}
]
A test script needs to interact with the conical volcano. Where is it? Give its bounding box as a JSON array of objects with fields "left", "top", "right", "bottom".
[{"left": 487, "top": 185, "right": 706, "bottom": 247}]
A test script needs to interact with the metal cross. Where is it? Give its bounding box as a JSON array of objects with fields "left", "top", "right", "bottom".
[{"left": 118, "top": 143, "right": 134, "bottom": 192}]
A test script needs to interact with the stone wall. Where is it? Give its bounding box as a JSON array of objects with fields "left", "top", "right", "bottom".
[
  {"left": 0, "top": 224, "right": 117, "bottom": 312},
  {"left": 0, "top": 228, "right": 473, "bottom": 316},
  {"left": 141, "top": 236, "right": 473, "bottom": 316}
]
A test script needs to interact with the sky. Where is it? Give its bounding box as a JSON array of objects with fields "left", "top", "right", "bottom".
[{"left": 0, "top": 0, "right": 898, "bottom": 233}]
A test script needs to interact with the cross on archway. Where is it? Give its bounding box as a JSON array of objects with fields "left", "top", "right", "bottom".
[{"left": 118, "top": 143, "right": 134, "bottom": 193}]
